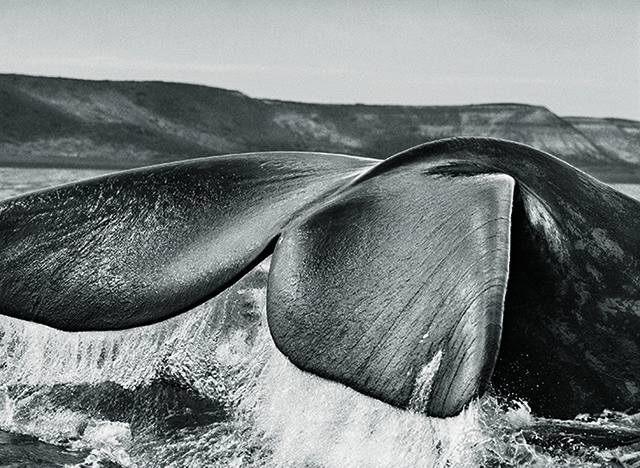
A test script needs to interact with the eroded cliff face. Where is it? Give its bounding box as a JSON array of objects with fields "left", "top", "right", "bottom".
[
  {"left": 565, "top": 116, "right": 640, "bottom": 165},
  {"left": 1, "top": 73, "right": 639, "bottom": 181}
]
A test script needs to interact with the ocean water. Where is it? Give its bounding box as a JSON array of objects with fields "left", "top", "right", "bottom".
[{"left": 0, "top": 167, "right": 639, "bottom": 467}]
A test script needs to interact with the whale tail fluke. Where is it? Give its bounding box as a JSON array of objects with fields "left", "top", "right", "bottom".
[
  {"left": 0, "top": 152, "right": 375, "bottom": 331},
  {"left": 0, "top": 146, "right": 517, "bottom": 417},
  {"left": 3, "top": 138, "right": 631, "bottom": 419},
  {"left": 267, "top": 168, "right": 515, "bottom": 417}
]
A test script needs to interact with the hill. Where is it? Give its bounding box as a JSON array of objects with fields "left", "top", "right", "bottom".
[{"left": 1, "top": 74, "right": 639, "bottom": 181}]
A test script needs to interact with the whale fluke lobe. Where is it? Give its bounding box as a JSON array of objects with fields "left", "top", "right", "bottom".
[
  {"left": 267, "top": 171, "right": 514, "bottom": 417},
  {"left": 0, "top": 152, "right": 375, "bottom": 330},
  {"left": 0, "top": 137, "right": 639, "bottom": 419}
]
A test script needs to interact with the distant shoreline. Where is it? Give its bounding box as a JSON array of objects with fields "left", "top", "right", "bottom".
[
  {"left": 3, "top": 74, "right": 640, "bottom": 185},
  {"left": 1, "top": 160, "right": 639, "bottom": 185}
]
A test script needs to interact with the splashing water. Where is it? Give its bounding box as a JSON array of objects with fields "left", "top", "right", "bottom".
[
  {"left": 0, "top": 169, "right": 639, "bottom": 467},
  {"left": 0, "top": 266, "right": 639, "bottom": 467}
]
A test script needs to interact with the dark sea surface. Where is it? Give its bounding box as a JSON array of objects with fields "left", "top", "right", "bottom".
[{"left": 0, "top": 167, "right": 639, "bottom": 467}]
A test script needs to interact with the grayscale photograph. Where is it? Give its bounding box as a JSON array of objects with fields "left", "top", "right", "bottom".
[{"left": 0, "top": 1, "right": 639, "bottom": 466}]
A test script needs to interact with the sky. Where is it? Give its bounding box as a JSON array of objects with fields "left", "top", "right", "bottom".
[{"left": 1, "top": 0, "right": 639, "bottom": 120}]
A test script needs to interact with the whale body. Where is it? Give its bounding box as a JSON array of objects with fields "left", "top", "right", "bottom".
[{"left": 0, "top": 137, "right": 638, "bottom": 419}]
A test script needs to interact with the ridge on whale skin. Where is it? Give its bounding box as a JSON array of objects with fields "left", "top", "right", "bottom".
[{"left": 0, "top": 137, "right": 638, "bottom": 419}]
